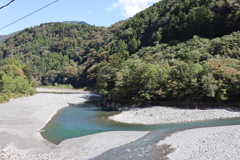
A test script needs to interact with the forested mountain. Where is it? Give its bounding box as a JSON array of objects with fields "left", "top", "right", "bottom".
[
  {"left": 0, "top": 22, "right": 121, "bottom": 86},
  {"left": 117, "top": 0, "right": 240, "bottom": 46},
  {"left": 0, "top": 0, "right": 240, "bottom": 104}
]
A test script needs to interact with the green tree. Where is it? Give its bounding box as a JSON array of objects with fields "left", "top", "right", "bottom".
[{"left": 113, "top": 58, "right": 159, "bottom": 101}]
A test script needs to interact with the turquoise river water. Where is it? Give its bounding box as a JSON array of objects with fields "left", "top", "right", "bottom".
[
  {"left": 41, "top": 100, "right": 163, "bottom": 144},
  {"left": 41, "top": 96, "right": 240, "bottom": 159}
]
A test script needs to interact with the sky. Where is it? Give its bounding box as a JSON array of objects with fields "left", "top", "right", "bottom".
[{"left": 0, "top": 0, "right": 159, "bottom": 35}]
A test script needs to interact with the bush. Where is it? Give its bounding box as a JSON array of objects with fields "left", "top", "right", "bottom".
[
  {"left": 29, "top": 88, "right": 36, "bottom": 95},
  {"left": 3, "top": 94, "right": 10, "bottom": 102},
  {"left": 0, "top": 96, "right": 4, "bottom": 103}
]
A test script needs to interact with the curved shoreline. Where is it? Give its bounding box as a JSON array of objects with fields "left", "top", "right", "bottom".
[{"left": 0, "top": 88, "right": 149, "bottom": 160}]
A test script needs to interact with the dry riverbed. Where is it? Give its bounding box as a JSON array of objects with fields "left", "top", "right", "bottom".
[
  {"left": 110, "top": 106, "right": 240, "bottom": 160},
  {"left": 0, "top": 88, "right": 148, "bottom": 160},
  {"left": 158, "top": 125, "right": 240, "bottom": 160}
]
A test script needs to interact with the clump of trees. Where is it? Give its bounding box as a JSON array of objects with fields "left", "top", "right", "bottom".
[
  {"left": 95, "top": 32, "right": 240, "bottom": 103},
  {"left": 0, "top": 58, "right": 35, "bottom": 103}
]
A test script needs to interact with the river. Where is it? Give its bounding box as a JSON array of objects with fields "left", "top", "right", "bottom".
[{"left": 41, "top": 97, "right": 240, "bottom": 159}]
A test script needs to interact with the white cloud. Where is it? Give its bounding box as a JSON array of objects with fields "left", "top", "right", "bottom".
[
  {"left": 107, "top": 2, "right": 118, "bottom": 12},
  {"left": 83, "top": 8, "right": 93, "bottom": 15},
  {"left": 107, "top": 0, "right": 159, "bottom": 17}
]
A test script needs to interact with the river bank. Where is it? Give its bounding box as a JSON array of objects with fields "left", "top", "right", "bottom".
[
  {"left": 0, "top": 88, "right": 148, "bottom": 160},
  {"left": 109, "top": 106, "right": 240, "bottom": 160}
]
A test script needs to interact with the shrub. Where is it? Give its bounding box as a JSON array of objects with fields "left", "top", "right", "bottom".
[
  {"left": 30, "top": 88, "right": 36, "bottom": 95},
  {"left": 3, "top": 94, "right": 10, "bottom": 102},
  {"left": 0, "top": 96, "right": 4, "bottom": 103}
]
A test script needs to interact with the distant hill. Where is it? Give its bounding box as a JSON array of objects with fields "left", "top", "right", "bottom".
[
  {"left": 0, "top": 31, "right": 21, "bottom": 42},
  {"left": 62, "top": 21, "right": 89, "bottom": 25}
]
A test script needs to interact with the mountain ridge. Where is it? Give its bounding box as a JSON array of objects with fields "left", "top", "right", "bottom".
[{"left": 0, "top": 21, "right": 89, "bottom": 42}]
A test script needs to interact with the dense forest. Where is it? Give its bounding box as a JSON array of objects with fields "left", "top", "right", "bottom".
[{"left": 0, "top": 0, "right": 240, "bottom": 105}]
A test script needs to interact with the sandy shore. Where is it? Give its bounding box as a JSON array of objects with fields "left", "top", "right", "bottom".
[{"left": 0, "top": 88, "right": 148, "bottom": 160}]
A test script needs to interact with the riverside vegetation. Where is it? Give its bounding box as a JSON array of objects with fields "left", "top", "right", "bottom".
[{"left": 0, "top": 0, "right": 240, "bottom": 105}]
